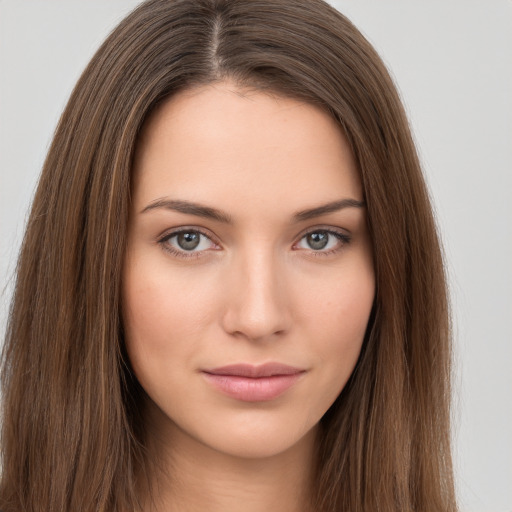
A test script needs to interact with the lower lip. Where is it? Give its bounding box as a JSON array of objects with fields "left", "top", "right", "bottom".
[{"left": 201, "top": 372, "right": 304, "bottom": 402}]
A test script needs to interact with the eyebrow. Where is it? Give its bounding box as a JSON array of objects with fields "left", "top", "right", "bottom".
[
  {"left": 141, "top": 198, "right": 232, "bottom": 223},
  {"left": 140, "top": 197, "right": 365, "bottom": 223},
  {"left": 293, "top": 198, "right": 365, "bottom": 221}
]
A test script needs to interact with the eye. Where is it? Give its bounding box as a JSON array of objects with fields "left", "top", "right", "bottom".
[
  {"left": 159, "top": 229, "right": 218, "bottom": 257},
  {"left": 294, "top": 229, "right": 350, "bottom": 254}
]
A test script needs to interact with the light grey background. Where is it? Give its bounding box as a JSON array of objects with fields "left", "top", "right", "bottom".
[{"left": 0, "top": 1, "right": 511, "bottom": 511}]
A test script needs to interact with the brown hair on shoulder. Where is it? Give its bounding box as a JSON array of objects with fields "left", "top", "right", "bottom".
[{"left": 1, "top": 1, "right": 456, "bottom": 511}]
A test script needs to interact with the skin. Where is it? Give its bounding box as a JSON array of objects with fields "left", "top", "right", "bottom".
[{"left": 122, "top": 81, "right": 375, "bottom": 512}]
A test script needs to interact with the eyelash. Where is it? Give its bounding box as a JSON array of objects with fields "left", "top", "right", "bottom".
[
  {"left": 157, "top": 227, "right": 351, "bottom": 259},
  {"left": 296, "top": 229, "right": 351, "bottom": 257},
  {"left": 158, "top": 228, "right": 219, "bottom": 260}
]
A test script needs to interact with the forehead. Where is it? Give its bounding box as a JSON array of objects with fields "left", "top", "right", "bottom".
[{"left": 132, "top": 81, "right": 362, "bottom": 217}]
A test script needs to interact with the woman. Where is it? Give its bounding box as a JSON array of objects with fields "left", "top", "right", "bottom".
[{"left": 0, "top": 0, "right": 457, "bottom": 511}]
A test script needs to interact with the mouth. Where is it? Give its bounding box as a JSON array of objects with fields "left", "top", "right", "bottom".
[{"left": 201, "top": 363, "right": 306, "bottom": 402}]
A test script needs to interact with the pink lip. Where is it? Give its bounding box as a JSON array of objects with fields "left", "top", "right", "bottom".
[{"left": 201, "top": 363, "right": 306, "bottom": 402}]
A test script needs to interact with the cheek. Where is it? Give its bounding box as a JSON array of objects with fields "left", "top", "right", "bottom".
[
  {"left": 298, "top": 258, "right": 374, "bottom": 390},
  {"left": 121, "top": 255, "right": 219, "bottom": 380},
  {"left": 301, "top": 259, "right": 374, "bottom": 341}
]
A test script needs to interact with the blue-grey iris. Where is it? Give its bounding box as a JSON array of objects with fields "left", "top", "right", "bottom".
[
  {"left": 307, "top": 231, "right": 329, "bottom": 250},
  {"left": 177, "top": 232, "right": 200, "bottom": 250}
]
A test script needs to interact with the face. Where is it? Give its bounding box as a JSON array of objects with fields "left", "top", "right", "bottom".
[{"left": 122, "top": 81, "right": 375, "bottom": 460}]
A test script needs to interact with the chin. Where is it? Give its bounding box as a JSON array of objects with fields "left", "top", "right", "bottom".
[{"left": 191, "top": 418, "right": 319, "bottom": 461}]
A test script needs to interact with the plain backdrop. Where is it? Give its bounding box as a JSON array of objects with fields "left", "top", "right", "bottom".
[{"left": 0, "top": 1, "right": 511, "bottom": 511}]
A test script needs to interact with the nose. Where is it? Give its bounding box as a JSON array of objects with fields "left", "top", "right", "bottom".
[{"left": 221, "top": 248, "right": 291, "bottom": 342}]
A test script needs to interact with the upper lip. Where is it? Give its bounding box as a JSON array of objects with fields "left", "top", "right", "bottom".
[{"left": 202, "top": 363, "right": 305, "bottom": 378}]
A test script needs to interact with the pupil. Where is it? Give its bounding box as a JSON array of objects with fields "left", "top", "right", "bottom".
[
  {"left": 307, "top": 231, "right": 328, "bottom": 250},
  {"left": 177, "top": 232, "right": 200, "bottom": 250}
]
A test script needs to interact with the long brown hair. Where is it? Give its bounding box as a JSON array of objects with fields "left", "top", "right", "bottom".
[{"left": 0, "top": 1, "right": 456, "bottom": 510}]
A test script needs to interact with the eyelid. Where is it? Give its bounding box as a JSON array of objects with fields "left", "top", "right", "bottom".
[
  {"left": 157, "top": 226, "right": 221, "bottom": 258},
  {"left": 157, "top": 224, "right": 220, "bottom": 242},
  {"left": 294, "top": 225, "right": 351, "bottom": 242},
  {"left": 292, "top": 225, "right": 351, "bottom": 254}
]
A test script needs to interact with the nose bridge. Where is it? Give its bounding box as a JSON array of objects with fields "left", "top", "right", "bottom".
[{"left": 222, "top": 243, "right": 289, "bottom": 341}]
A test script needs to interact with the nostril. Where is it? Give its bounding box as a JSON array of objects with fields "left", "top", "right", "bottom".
[{"left": 221, "top": 296, "right": 290, "bottom": 342}]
